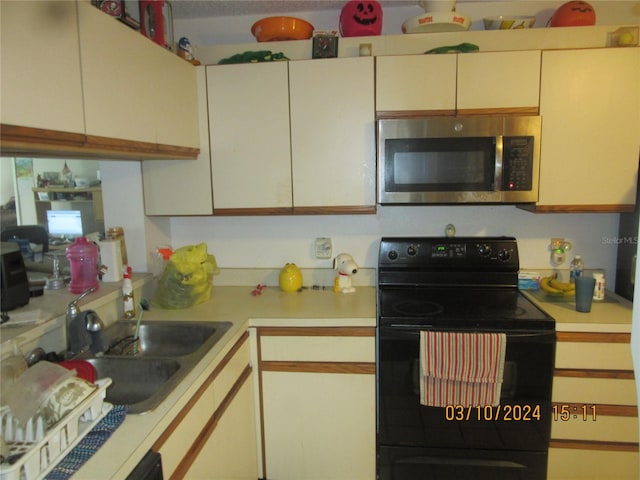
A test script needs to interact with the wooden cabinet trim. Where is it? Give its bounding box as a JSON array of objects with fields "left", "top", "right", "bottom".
[
  {"left": 552, "top": 402, "right": 638, "bottom": 417},
  {"left": 261, "top": 360, "right": 375, "bottom": 375},
  {"left": 557, "top": 332, "right": 631, "bottom": 343},
  {"left": 550, "top": 438, "right": 639, "bottom": 453},
  {"left": 1, "top": 123, "right": 199, "bottom": 160},
  {"left": 213, "top": 207, "right": 294, "bottom": 216},
  {"left": 554, "top": 368, "right": 635, "bottom": 380},
  {"left": 517, "top": 203, "right": 636, "bottom": 213},
  {"left": 292, "top": 205, "right": 377, "bottom": 215},
  {"left": 258, "top": 327, "right": 375, "bottom": 337},
  {"left": 375, "top": 107, "right": 538, "bottom": 120},
  {"left": 152, "top": 331, "right": 249, "bottom": 451}
]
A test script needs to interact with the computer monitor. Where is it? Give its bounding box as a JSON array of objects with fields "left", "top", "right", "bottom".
[{"left": 46, "top": 210, "right": 83, "bottom": 239}]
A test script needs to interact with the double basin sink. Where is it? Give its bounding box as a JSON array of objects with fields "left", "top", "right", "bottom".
[{"left": 79, "top": 320, "right": 231, "bottom": 414}]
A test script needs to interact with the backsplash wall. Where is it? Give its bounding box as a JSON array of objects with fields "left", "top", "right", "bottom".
[{"left": 169, "top": 207, "right": 621, "bottom": 279}]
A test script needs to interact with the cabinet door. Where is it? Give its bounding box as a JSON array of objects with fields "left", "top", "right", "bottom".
[
  {"left": 457, "top": 50, "right": 541, "bottom": 112},
  {"left": 77, "top": 1, "right": 156, "bottom": 144},
  {"left": 261, "top": 371, "right": 376, "bottom": 480},
  {"left": 152, "top": 47, "right": 199, "bottom": 149},
  {"left": 375, "top": 54, "right": 457, "bottom": 112},
  {"left": 207, "top": 62, "right": 292, "bottom": 210},
  {"left": 538, "top": 48, "right": 640, "bottom": 209},
  {"left": 143, "top": 68, "right": 213, "bottom": 215},
  {"left": 289, "top": 57, "right": 376, "bottom": 208},
  {"left": 185, "top": 379, "right": 258, "bottom": 479},
  {"left": 0, "top": 1, "right": 84, "bottom": 133}
]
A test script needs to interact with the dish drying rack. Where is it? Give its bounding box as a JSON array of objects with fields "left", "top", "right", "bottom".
[{"left": 0, "top": 378, "right": 112, "bottom": 480}]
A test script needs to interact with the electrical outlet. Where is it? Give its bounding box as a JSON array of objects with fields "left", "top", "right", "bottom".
[{"left": 315, "top": 237, "right": 332, "bottom": 259}]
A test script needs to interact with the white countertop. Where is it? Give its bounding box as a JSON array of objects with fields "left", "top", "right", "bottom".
[{"left": 523, "top": 289, "right": 633, "bottom": 333}]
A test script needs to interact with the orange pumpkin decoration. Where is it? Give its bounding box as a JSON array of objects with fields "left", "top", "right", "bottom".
[{"left": 549, "top": 1, "right": 596, "bottom": 27}]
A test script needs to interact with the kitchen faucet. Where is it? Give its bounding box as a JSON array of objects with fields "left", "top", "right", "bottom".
[{"left": 66, "top": 287, "right": 105, "bottom": 355}]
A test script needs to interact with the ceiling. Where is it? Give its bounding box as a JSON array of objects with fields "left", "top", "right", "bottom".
[{"left": 170, "top": 1, "right": 416, "bottom": 19}]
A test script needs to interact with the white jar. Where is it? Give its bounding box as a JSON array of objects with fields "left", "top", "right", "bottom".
[{"left": 592, "top": 272, "right": 605, "bottom": 300}]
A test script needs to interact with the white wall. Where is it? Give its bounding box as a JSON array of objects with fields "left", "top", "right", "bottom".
[{"left": 170, "top": 206, "right": 620, "bottom": 275}]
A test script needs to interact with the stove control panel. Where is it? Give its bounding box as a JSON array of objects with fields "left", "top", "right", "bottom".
[{"left": 380, "top": 236, "right": 519, "bottom": 270}]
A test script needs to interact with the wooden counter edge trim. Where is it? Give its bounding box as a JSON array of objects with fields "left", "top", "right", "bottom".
[
  {"left": 556, "top": 332, "right": 631, "bottom": 343},
  {"left": 261, "top": 360, "right": 376, "bottom": 375},
  {"left": 517, "top": 203, "right": 635, "bottom": 214},
  {"left": 152, "top": 330, "right": 249, "bottom": 451},
  {"left": 169, "top": 365, "right": 253, "bottom": 480},
  {"left": 552, "top": 402, "right": 638, "bottom": 417},
  {"left": 258, "top": 327, "right": 375, "bottom": 337},
  {"left": 554, "top": 368, "right": 635, "bottom": 380},
  {"left": 550, "top": 439, "right": 639, "bottom": 453}
]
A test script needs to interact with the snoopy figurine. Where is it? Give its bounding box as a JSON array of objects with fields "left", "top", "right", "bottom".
[{"left": 333, "top": 253, "right": 358, "bottom": 294}]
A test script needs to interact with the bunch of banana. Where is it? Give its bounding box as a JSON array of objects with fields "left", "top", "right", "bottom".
[{"left": 540, "top": 276, "right": 575, "bottom": 296}]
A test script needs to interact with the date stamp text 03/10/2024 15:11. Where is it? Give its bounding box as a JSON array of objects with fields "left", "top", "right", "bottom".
[{"left": 444, "top": 404, "right": 598, "bottom": 422}]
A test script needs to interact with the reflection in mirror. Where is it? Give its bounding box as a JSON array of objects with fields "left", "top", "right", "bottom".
[{"left": 1, "top": 157, "right": 105, "bottom": 276}]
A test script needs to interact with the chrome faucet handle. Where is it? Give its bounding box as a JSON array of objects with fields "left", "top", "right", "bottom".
[{"left": 66, "top": 287, "right": 97, "bottom": 321}]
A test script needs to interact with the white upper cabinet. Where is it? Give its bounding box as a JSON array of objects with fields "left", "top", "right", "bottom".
[
  {"left": 0, "top": 1, "right": 84, "bottom": 133},
  {"left": 289, "top": 57, "right": 375, "bottom": 209},
  {"left": 376, "top": 51, "right": 541, "bottom": 114},
  {"left": 376, "top": 55, "right": 457, "bottom": 112},
  {"left": 77, "top": 0, "right": 198, "bottom": 148},
  {"left": 206, "top": 62, "right": 292, "bottom": 210},
  {"left": 457, "top": 50, "right": 541, "bottom": 112},
  {"left": 143, "top": 68, "right": 213, "bottom": 215},
  {"left": 536, "top": 47, "right": 639, "bottom": 211}
]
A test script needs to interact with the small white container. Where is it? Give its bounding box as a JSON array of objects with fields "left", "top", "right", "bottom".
[{"left": 593, "top": 272, "right": 605, "bottom": 300}]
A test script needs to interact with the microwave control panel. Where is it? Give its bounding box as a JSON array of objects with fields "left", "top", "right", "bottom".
[{"left": 502, "top": 136, "right": 534, "bottom": 191}]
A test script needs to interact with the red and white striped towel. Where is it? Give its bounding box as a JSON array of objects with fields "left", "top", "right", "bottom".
[{"left": 419, "top": 331, "right": 506, "bottom": 407}]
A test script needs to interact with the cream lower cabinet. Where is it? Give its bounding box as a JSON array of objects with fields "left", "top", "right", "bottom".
[
  {"left": 0, "top": 1, "right": 84, "bottom": 133},
  {"left": 535, "top": 47, "right": 640, "bottom": 212},
  {"left": 548, "top": 331, "right": 639, "bottom": 480},
  {"left": 252, "top": 326, "right": 376, "bottom": 480},
  {"left": 152, "top": 332, "right": 257, "bottom": 479},
  {"left": 375, "top": 50, "right": 541, "bottom": 114}
]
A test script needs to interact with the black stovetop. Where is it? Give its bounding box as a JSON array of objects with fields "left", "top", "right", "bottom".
[{"left": 378, "top": 236, "right": 555, "bottom": 331}]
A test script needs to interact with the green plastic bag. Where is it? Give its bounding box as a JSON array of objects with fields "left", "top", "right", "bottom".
[{"left": 153, "top": 243, "right": 219, "bottom": 309}]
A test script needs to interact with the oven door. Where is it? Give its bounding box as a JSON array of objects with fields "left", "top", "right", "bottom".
[{"left": 377, "top": 327, "right": 555, "bottom": 480}]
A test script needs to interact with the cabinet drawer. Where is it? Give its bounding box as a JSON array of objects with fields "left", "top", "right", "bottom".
[
  {"left": 551, "top": 414, "right": 638, "bottom": 443},
  {"left": 555, "top": 334, "right": 633, "bottom": 370},
  {"left": 553, "top": 377, "right": 638, "bottom": 405},
  {"left": 548, "top": 447, "right": 638, "bottom": 480},
  {"left": 260, "top": 335, "right": 374, "bottom": 363}
]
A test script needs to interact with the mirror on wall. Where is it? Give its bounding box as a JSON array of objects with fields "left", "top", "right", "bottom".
[{"left": 0, "top": 157, "right": 104, "bottom": 235}]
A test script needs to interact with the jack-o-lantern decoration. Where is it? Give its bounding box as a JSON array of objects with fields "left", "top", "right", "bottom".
[
  {"left": 339, "top": 0, "right": 383, "bottom": 37},
  {"left": 549, "top": 1, "right": 596, "bottom": 27}
]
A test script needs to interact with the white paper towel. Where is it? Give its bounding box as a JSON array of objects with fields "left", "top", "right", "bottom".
[{"left": 99, "top": 239, "right": 123, "bottom": 282}]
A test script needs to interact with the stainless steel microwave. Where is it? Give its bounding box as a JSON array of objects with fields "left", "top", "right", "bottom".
[{"left": 377, "top": 115, "right": 541, "bottom": 204}]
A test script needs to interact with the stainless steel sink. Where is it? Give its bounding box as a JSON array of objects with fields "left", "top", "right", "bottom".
[
  {"left": 86, "top": 357, "right": 182, "bottom": 414},
  {"left": 79, "top": 320, "right": 232, "bottom": 414},
  {"left": 103, "top": 320, "right": 230, "bottom": 357}
]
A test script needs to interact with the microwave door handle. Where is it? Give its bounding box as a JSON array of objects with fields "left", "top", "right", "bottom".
[{"left": 494, "top": 136, "right": 504, "bottom": 191}]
